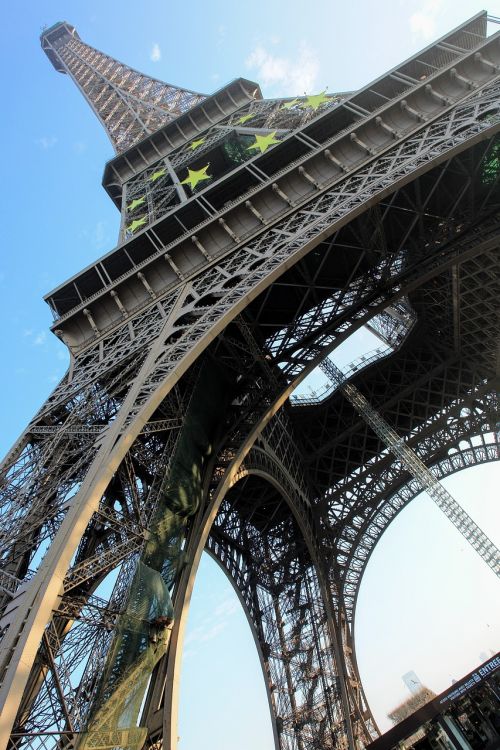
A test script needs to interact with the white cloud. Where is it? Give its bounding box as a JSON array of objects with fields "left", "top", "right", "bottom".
[
  {"left": 93, "top": 220, "right": 108, "bottom": 250},
  {"left": 199, "top": 622, "right": 227, "bottom": 642},
  {"left": 35, "top": 136, "right": 57, "bottom": 150},
  {"left": 217, "top": 24, "right": 227, "bottom": 47},
  {"left": 184, "top": 593, "right": 239, "bottom": 651},
  {"left": 150, "top": 43, "right": 161, "bottom": 62},
  {"left": 410, "top": 12, "right": 435, "bottom": 39},
  {"left": 78, "top": 222, "right": 109, "bottom": 252},
  {"left": 184, "top": 621, "right": 225, "bottom": 647},
  {"left": 246, "top": 40, "right": 320, "bottom": 96},
  {"left": 34, "top": 331, "right": 47, "bottom": 346},
  {"left": 73, "top": 141, "right": 87, "bottom": 154},
  {"left": 410, "top": 0, "right": 444, "bottom": 41},
  {"left": 214, "top": 597, "right": 239, "bottom": 618}
]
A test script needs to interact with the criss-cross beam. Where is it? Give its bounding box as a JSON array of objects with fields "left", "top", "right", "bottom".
[
  {"left": 193, "top": 180, "right": 500, "bottom": 750},
  {"left": 207, "top": 514, "right": 354, "bottom": 750},
  {"left": 3, "top": 134, "right": 500, "bottom": 750},
  {"left": 258, "top": 143, "right": 500, "bottom": 379},
  {"left": 292, "top": 240, "right": 499, "bottom": 515},
  {"left": 137, "top": 404, "right": 377, "bottom": 750},
  {"left": 2, "top": 14, "right": 500, "bottom": 750},
  {"left": 41, "top": 22, "right": 206, "bottom": 153},
  {"left": 341, "top": 425, "right": 500, "bottom": 622},
  {"left": 3, "top": 192, "right": 496, "bottom": 622},
  {"left": 204, "top": 429, "right": 376, "bottom": 750},
  {"left": 282, "top": 220, "right": 500, "bottom": 711},
  {"left": 324, "top": 401, "right": 500, "bottom": 718}
]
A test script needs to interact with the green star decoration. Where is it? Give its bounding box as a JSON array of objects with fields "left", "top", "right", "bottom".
[
  {"left": 180, "top": 165, "right": 211, "bottom": 190},
  {"left": 247, "top": 131, "right": 281, "bottom": 154},
  {"left": 281, "top": 98, "right": 299, "bottom": 110},
  {"left": 189, "top": 138, "right": 205, "bottom": 150},
  {"left": 150, "top": 168, "right": 166, "bottom": 182},
  {"left": 127, "top": 217, "right": 147, "bottom": 233},
  {"left": 128, "top": 197, "right": 145, "bottom": 212},
  {"left": 301, "top": 91, "right": 330, "bottom": 110},
  {"left": 236, "top": 113, "right": 255, "bottom": 125}
]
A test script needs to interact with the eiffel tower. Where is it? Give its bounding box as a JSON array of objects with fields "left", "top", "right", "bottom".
[{"left": 1, "top": 14, "right": 500, "bottom": 750}]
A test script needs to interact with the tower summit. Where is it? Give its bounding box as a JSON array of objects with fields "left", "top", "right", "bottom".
[
  {"left": 40, "top": 21, "right": 206, "bottom": 152},
  {"left": 1, "top": 12, "right": 500, "bottom": 750}
]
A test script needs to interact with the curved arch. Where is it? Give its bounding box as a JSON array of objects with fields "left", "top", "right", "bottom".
[
  {"left": 342, "top": 436, "right": 500, "bottom": 727},
  {"left": 349, "top": 437, "right": 500, "bottom": 629},
  {"left": 340, "top": 435, "right": 500, "bottom": 724},
  {"left": 206, "top": 465, "right": 316, "bottom": 750},
  {"left": 160, "top": 415, "right": 377, "bottom": 750},
  {"left": 4, "top": 214, "right": 500, "bottom": 748},
  {"left": 79, "top": 213, "right": 500, "bottom": 750},
  {"left": 3, "top": 87, "right": 500, "bottom": 748},
  {"left": 207, "top": 466, "right": 370, "bottom": 750},
  {"left": 204, "top": 544, "right": 281, "bottom": 750}
]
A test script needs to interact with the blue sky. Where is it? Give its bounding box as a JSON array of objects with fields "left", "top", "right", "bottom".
[{"left": 0, "top": 1, "right": 499, "bottom": 748}]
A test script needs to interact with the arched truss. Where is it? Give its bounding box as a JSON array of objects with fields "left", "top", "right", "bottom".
[
  {"left": 324, "top": 386, "right": 500, "bottom": 620},
  {"left": 208, "top": 478, "right": 345, "bottom": 750},
  {"left": 41, "top": 23, "right": 205, "bottom": 153},
  {"left": 2, "top": 195, "right": 499, "bottom": 750},
  {"left": 2, "top": 165, "right": 498, "bottom": 750},
  {"left": 345, "top": 433, "right": 500, "bottom": 627},
  {"left": 206, "top": 406, "right": 380, "bottom": 743},
  {"left": 2, "top": 30, "right": 500, "bottom": 749},
  {"left": 206, "top": 442, "right": 374, "bottom": 750},
  {"left": 203, "top": 399, "right": 500, "bottom": 750},
  {"left": 335, "top": 428, "right": 499, "bottom": 720}
]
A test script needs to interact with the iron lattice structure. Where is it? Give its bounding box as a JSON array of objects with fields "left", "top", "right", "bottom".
[
  {"left": 1, "top": 13, "right": 500, "bottom": 750},
  {"left": 41, "top": 22, "right": 206, "bottom": 153}
]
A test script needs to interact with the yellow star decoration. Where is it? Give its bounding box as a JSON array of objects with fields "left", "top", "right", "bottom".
[
  {"left": 180, "top": 164, "right": 211, "bottom": 190},
  {"left": 247, "top": 131, "right": 281, "bottom": 154},
  {"left": 150, "top": 168, "right": 166, "bottom": 182},
  {"left": 236, "top": 113, "right": 255, "bottom": 125},
  {"left": 127, "top": 216, "right": 147, "bottom": 233},
  {"left": 281, "top": 98, "right": 299, "bottom": 110},
  {"left": 128, "top": 197, "right": 145, "bottom": 212},
  {"left": 301, "top": 91, "right": 330, "bottom": 110},
  {"left": 189, "top": 138, "right": 205, "bottom": 150}
]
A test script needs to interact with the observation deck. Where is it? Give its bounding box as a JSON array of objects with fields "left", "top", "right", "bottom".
[{"left": 41, "top": 13, "right": 499, "bottom": 359}]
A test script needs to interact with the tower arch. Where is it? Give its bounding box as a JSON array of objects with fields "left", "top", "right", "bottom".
[{"left": 1, "top": 14, "right": 500, "bottom": 750}]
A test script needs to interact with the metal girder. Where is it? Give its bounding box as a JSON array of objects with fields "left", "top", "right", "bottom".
[
  {"left": 336, "top": 392, "right": 500, "bottom": 622},
  {"left": 1, "top": 125, "right": 498, "bottom": 750},
  {"left": 41, "top": 23, "right": 206, "bottom": 153},
  {"left": 29, "top": 417, "right": 183, "bottom": 438},
  {"left": 319, "top": 357, "right": 500, "bottom": 576},
  {"left": 1, "top": 14, "right": 500, "bottom": 750},
  {"left": 206, "top": 414, "right": 376, "bottom": 750}
]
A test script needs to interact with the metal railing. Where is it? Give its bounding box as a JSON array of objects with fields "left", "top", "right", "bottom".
[{"left": 290, "top": 346, "right": 391, "bottom": 406}]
